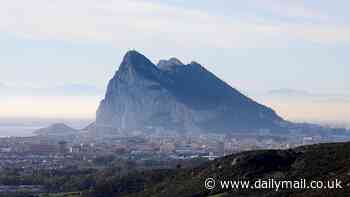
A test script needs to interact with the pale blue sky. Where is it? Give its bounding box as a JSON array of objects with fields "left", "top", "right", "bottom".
[{"left": 0, "top": 0, "right": 349, "bottom": 123}]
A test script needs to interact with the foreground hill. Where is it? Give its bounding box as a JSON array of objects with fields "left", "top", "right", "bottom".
[
  {"left": 87, "top": 142, "right": 350, "bottom": 197},
  {"left": 96, "top": 50, "right": 286, "bottom": 134}
]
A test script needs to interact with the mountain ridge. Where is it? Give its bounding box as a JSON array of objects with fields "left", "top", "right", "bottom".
[
  {"left": 96, "top": 50, "right": 286, "bottom": 134},
  {"left": 87, "top": 142, "right": 350, "bottom": 197}
]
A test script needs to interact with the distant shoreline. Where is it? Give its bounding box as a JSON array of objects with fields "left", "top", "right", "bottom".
[
  {"left": 0, "top": 125, "right": 42, "bottom": 137},
  {"left": 0, "top": 118, "right": 93, "bottom": 137}
]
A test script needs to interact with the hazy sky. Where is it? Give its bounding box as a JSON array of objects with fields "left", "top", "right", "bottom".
[{"left": 0, "top": 0, "right": 349, "bottom": 124}]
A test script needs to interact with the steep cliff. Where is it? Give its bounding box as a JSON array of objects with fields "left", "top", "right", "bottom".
[{"left": 96, "top": 50, "right": 285, "bottom": 134}]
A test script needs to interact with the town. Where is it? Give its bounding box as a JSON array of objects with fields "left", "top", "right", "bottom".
[
  {"left": 1, "top": 124, "right": 349, "bottom": 172},
  {"left": 0, "top": 123, "right": 349, "bottom": 195}
]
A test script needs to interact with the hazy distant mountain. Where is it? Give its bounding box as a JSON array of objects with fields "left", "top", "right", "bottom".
[
  {"left": 49, "top": 84, "right": 103, "bottom": 96},
  {"left": 268, "top": 89, "right": 311, "bottom": 97},
  {"left": 34, "top": 123, "right": 78, "bottom": 136},
  {"left": 0, "top": 83, "right": 102, "bottom": 96},
  {"left": 0, "top": 83, "right": 9, "bottom": 92},
  {"left": 96, "top": 50, "right": 286, "bottom": 134},
  {"left": 267, "top": 89, "right": 350, "bottom": 104}
]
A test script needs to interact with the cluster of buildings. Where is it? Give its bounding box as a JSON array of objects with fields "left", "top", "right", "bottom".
[{"left": 0, "top": 127, "right": 349, "bottom": 174}]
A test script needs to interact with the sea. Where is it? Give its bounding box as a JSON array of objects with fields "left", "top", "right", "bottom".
[
  {"left": 0, "top": 125, "right": 43, "bottom": 137},
  {"left": 0, "top": 118, "right": 92, "bottom": 137}
]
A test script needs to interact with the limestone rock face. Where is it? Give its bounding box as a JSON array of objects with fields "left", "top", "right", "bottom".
[{"left": 96, "top": 50, "right": 285, "bottom": 134}]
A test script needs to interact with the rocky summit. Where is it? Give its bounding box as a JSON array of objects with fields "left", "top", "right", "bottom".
[{"left": 95, "top": 50, "right": 286, "bottom": 134}]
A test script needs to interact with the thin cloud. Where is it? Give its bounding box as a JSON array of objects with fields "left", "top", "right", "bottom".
[
  {"left": 1, "top": 0, "right": 349, "bottom": 49},
  {"left": 250, "top": 0, "right": 329, "bottom": 21}
]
